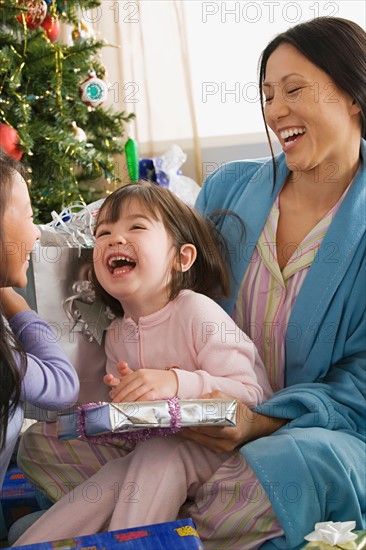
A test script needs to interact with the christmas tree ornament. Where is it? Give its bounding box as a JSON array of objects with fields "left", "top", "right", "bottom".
[
  {"left": 17, "top": 0, "right": 47, "bottom": 30},
  {"left": 71, "top": 121, "right": 87, "bottom": 142},
  {"left": 0, "top": 0, "right": 134, "bottom": 222},
  {"left": 125, "top": 136, "right": 139, "bottom": 182},
  {"left": 0, "top": 123, "right": 23, "bottom": 160},
  {"left": 80, "top": 71, "right": 108, "bottom": 108},
  {"left": 71, "top": 21, "right": 94, "bottom": 45},
  {"left": 56, "top": 0, "right": 67, "bottom": 15},
  {"left": 41, "top": 13, "right": 60, "bottom": 42}
]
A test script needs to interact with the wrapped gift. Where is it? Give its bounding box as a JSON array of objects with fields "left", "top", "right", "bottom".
[
  {"left": 57, "top": 398, "right": 237, "bottom": 443},
  {"left": 2, "top": 518, "right": 203, "bottom": 549},
  {"left": 0, "top": 468, "right": 40, "bottom": 533},
  {"left": 139, "top": 144, "right": 201, "bottom": 207}
]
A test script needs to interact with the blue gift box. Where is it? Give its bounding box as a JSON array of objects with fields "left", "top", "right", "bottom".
[
  {"left": 0, "top": 468, "right": 40, "bottom": 533},
  {"left": 2, "top": 518, "right": 204, "bottom": 549},
  {"left": 139, "top": 158, "right": 183, "bottom": 187},
  {"left": 139, "top": 159, "right": 157, "bottom": 183}
]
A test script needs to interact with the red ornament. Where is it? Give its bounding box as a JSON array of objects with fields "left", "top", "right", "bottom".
[
  {"left": 0, "top": 124, "right": 23, "bottom": 161},
  {"left": 41, "top": 14, "right": 60, "bottom": 42},
  {"left": 17, "top": 0, "right": 47, "bottom": 30}
]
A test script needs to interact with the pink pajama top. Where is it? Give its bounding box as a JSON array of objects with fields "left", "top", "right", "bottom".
[{"left": 105, "top": 289, "right": 273, "bottom": 406}]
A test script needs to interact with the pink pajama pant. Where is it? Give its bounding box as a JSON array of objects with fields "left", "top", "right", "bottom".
[{"left": 16, "top": 421, "right": 283, "bottom": 549}]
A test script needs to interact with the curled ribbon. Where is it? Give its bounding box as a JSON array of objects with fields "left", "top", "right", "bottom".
[{"left": 63, "top": 280, "right": 96, "bottom": 342}]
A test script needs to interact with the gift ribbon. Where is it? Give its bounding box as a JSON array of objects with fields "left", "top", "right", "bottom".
[
  {"left": 44, "top": 201, "right": 100, "bottom": 248},
  {"left": 63, "top": 281, "right": 97, "bottom": 342},
  {"left": 304, "top": 521, "right": 358, "bottom": 548},
  {"left": 76, "top": 398, "right": 182, "bottom": 444}
]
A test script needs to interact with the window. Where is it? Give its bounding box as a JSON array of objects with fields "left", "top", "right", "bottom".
[
  {"left": 97, "top": 0, "right": 365, "bottom": 148},
  {"left": 185, "top": 0, "right": 366, "bottom": 138}
]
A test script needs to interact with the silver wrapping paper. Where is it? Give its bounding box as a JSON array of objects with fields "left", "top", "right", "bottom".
[{"left": 57, "top": 399, "right": 237, "bottom": 440}]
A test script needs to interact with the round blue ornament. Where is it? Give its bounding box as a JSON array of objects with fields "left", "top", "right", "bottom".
[{"left": 80, "top": 71, "right": 108, "bottom": 108}]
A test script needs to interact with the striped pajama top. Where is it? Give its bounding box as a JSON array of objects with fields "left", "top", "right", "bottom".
[{"left": 233, "top": 187, "right": 350, "bottom": 393}]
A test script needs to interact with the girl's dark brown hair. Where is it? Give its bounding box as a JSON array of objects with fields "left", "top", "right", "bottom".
[
  {"left": 258, "top": 17, "right": 366, "bottom": 180},
  {"left": 91, "top": 182, "right": 232, "bottom": 317},
  {"left": 0, "top": 148, "right": 27, "bottom": 450}
]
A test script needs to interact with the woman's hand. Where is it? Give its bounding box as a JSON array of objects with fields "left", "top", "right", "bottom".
[
  {"left": 0, "top": 287, "right": 30, "bottom": 320},
  {"left": 180, "top": 391, "right": 288, "bottom": 453},
  {"left": 103, "top": 361, "right": 179, "bottom": 402}
]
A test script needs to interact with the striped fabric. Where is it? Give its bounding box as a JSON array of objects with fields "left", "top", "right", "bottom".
[
  {"left": 186, "top": 453, "right": 284, "bottom": 549},
  {"left": 233, "top": 190, "right": 349, "bottom": 392},
  {"left": 18, "top": 421, "right": 135, "bottom": 502}
]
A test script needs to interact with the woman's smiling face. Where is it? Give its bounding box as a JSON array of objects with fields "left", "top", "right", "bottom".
[
  {"left": 1, "top": 172, "right": 40, "bottom": 288},
  {"left": 263, "top": 43, "right": 361, "bottom": 174}
]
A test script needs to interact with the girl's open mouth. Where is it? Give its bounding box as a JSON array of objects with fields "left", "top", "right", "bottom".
[{"left": 107, "top": 255, "right": 136, "bottom": 275}]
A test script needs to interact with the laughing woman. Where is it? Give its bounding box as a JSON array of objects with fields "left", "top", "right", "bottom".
[{"left": 181, "top": 16, "right": 366, "bottom": 549}]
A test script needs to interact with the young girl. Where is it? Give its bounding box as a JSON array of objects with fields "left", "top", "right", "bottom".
[
  {"left": 0, "top": 149, "right": 79, "bottom": 491},
  {"left": 15, "top": 182, "right": 272, "bottom": 544}
]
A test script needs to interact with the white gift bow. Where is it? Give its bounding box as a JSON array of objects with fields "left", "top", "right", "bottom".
[{"left": 304, "top": 521, "right": 357, "bottom": 546}]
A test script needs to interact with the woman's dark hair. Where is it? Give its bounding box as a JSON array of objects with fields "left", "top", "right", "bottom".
[
  {"left": 258, "top": 17, "right": 366, "bottom": 175},
  {"left": 91, "top": 181, "right": 231, "bottom": 317},
  {"left": 0, "top": 148, "right": 27, "bottom": 450}
]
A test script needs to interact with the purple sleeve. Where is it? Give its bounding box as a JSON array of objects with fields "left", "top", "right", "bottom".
[{"left": 9, "top": 310, "right": 80, "bottom": 411}]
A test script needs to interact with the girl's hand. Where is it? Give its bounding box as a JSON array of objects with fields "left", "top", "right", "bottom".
[
  {"left": 0, "top": 287, "right": 30, "bottom": 319},
  {"left": 103, "top": 361, "right": 126, "bottom": 390},
  {"left": 104, "top": 361, "right": 179, "bottom": 402},
  {"left": 180, "top": 391, "right": 288, "bottom": 453}
]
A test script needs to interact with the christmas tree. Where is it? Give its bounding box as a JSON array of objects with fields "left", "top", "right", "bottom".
[{"left": 0, "top": 0, "right": 135, "bottom": 222}]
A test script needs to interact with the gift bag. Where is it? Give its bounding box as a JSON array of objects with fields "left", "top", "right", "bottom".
[{"left": 23, "top": 202, "right": 112, "bottom": 419}]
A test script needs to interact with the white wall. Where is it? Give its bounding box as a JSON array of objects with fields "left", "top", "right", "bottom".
[{"left": 96, "top": 0, "right": 365, "bottom": 184}]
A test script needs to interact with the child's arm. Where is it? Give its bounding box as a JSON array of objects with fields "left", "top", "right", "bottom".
[
  {"left": 1, "top": 288, "right": 80, "bottom": 410},
  {"left": 104, "top": 361, "right": 178, "bottom": 402},
  {"left": 170, "top": 293, "right": 273, "bottom": 406}
]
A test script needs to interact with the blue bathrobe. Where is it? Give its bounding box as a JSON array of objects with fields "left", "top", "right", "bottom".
[{"left": 196, "top": 139, "right": 366, "bottom": 549}]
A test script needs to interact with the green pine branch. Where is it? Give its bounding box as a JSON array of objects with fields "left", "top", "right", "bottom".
[{"left": 0, "top": 0, "right": 135, "bottom": 222}]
